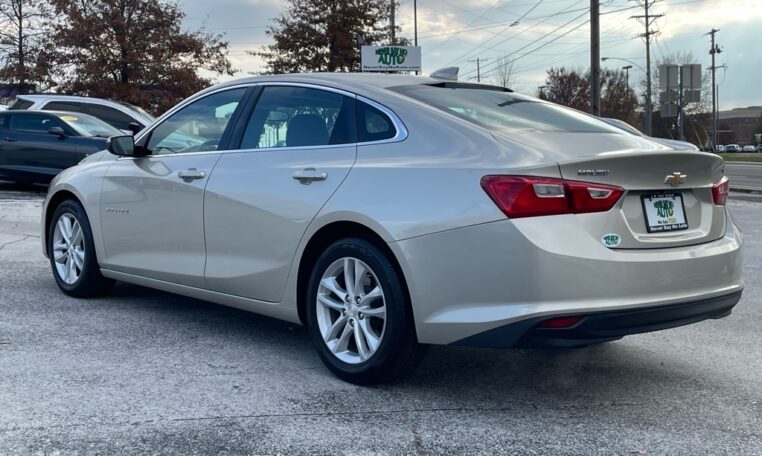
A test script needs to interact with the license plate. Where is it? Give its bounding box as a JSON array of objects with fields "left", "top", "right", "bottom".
[{"left": 641, "top": 193, "right": 688, "bottom": 233}]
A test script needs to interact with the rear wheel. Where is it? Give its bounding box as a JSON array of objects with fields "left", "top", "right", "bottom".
[
  {"left": 306, "top": 238, "right": 426, "bottom": 385},
  {"left": 48, "top": 200, "right": 114, "bottom": 297}
]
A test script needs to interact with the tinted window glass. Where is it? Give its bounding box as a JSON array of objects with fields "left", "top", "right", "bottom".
[
  {"left": 8, "top": 99, "right": 33, "bottom": 110},
  {"left": 0, "top": 115, "right": 7, "bottom": 129},
  {"left": 44, "top": 101, "right": 82, "bottom": 113},
  {"left": 10, "top": 114, "right": 64, "bottom": 133},
  {"left": 391, "top": 84, "right": 623, "bottom": 133},
  {"left": 358, "top": 101, "right": 396, "bottom": 142},
  {"left": 85, "top": 104, "right": 136, "bottom": 130},
  {"left": 240, "top": 86, "right": 356, "bottom": 149},
  {"left": 147, "top": 88, "right": 246, "bottom": 155}
]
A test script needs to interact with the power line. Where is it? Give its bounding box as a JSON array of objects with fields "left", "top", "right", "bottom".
[
  {"left": 441, "top": 0, "right": 584, "bottom": 69},
  {"left": 459, "top": 9, "right": 590, "bottom": 78}
]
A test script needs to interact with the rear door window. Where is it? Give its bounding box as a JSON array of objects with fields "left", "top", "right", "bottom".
[
  {"left": 8, "top": 99, "right": 33, "bottom": 110},
  {"left": 43, "top": 101, "right": 83, "bottom": 113},
  {"left": 240, "top": 86, "right": 356, "bottom": 149},
  {"left": 84, "top": 104, "right": 136, "bottom": 130}
]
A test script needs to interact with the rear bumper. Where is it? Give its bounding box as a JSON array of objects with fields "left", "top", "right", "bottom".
[
  {"left": 455, "top": 290, "right": 742, "bottom": 348},
  {"left": 392, "top": 207, "right": 743, "bottom": 345}
]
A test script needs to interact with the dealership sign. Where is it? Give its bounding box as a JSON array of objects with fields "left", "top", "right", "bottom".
[{"left": 361, "top": 46, "right": 421, "bottom": 72}]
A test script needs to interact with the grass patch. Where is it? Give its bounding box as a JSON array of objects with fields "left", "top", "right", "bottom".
[{"left": 718, "top": 153, "right": 762, "bottom": 163}]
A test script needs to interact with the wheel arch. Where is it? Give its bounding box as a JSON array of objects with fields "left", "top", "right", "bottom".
[
  {"left": 43, "top": 190, "right": 83, "bottom": 256},
  {"left": 295, "top": 220, "right": 414, "bottom": 331}
]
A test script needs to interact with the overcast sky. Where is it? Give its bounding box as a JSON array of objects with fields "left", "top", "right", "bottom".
[{"left": 181, "top": 0, "right": 762, "bottom": 110}]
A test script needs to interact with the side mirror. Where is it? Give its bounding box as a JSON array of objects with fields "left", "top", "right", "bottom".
[
  {"left": 48, "top": 127, "right": 67, "bottom": 138},
  {"left": 127, "top": 122, "right": 142, "bottom": 135},
  {"left": 107, "top": 135, "right": 137, "bottom": 156}
]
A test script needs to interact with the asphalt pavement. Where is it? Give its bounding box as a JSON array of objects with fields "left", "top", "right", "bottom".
[
  {"left": 726, "top": 162, "right": 762, "bottom": 192},
  {"left": 0, "top": 186, "right": 760, "bottom": 455}
]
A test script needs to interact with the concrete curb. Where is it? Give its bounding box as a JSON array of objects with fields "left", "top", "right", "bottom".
[
  {"left": 724, "top": 161, "right": 762, "bottom": 166},
  {"left": 730, "top": 187, "right": 762, "bottom": 195}
]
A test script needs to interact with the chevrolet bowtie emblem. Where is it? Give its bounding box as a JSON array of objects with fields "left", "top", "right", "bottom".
[{"left": 664, "top": 172, "right": 687, "bottom": 186}]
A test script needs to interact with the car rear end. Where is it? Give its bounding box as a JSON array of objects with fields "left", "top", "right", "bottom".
[{"left": 387, "top": 82, "right": 743, "bottom": 347}]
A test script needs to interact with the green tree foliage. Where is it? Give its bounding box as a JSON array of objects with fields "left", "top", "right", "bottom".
[
  {"left": 47, "top": 0, "right": 234, "bottom": 114},
  {"left": 258, "top": 0, "right": 405, "bottom": 74}
]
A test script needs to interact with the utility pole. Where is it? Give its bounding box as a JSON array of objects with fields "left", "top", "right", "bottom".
[
  {"left": 632, "top": 0, "right": 663, "bottom": 136},
  {"left": 390, "top": 0, "right": 395, "bottom": 45},
  {"left": 414, "top": 0, "right": 418, "bottom": 46},
  {"left": 707, "top": 29, "right": 721, "bottom": 151},
  {"left": 590, "top": 0, "right": 601, "bottom": 116},
  {"left": 623, "top": 65, "right": 632, "bottom": 87},
  {"left": 468, "top": 57, "right": 489, "bottom": 82},
  {"left": 414, "top": 0, "right": 418, "bottom": 75}
]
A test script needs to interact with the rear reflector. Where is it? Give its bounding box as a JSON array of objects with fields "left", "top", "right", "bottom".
[
  {"left": 481, "top": 175, "right": 624, "bottom": 218},
  {"left": 537, "top": 316, "right": 583, "bottom": 329},
  {"left": 712, "top": 176, "right": 729, "bottom": 206}
]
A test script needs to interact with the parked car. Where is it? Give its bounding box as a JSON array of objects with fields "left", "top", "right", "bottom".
[
  {"left": 742, "top": 145, "right": 757, "bottom": 152},
  {"left": 0, "top": 110, "right": 122, "bottom": 184},
  {"left": 41, "top": 74, "right": 743, "bottom": 384},
  {"left": 600, "top": 118, "right": 699, "bottom": 150},
  {"left": 758, "top": 144, "right": 762, "bottom": 152},
  {"left": 724, "top": 144, "right": 741, "bottom": 153},
  {"left": 716, "top": 145, "right": 725, "bottom": 152},
  {"left": 8, "top": 94, "right": 154, "bottom": 135}
]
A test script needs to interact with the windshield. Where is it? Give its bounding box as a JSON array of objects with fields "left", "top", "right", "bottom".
[
  {"left": 391, "top": 83, "right": 624, "bottom": 134},
  {"left": 59, "top": 113, "right": 123, "bottom": 138},
  {"left": 118, "top": 102, "right": 154, "bottom": 120}
]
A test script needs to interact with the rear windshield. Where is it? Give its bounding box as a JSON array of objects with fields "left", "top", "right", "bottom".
[
  {"left": 391, "top": 84, "right": 623, "bottom": 134},
  {"left": 8, "top": 98, "right": 33, "bottom": 110}
]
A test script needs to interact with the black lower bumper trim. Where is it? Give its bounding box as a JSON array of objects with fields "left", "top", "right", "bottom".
[{"left": 454, "top": 290, "right": 742, "bottom": 349}]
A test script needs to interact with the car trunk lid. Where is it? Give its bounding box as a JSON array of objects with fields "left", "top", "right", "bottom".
[{"left": 556, "top": 151, "right": 726, "bottom": 249}]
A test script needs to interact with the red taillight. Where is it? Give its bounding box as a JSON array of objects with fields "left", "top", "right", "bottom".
[
  {"left": 537, "top": 316, "right": 583, "bottom": 329},
  {"left": 712, "top": 176, "right": 729, "bottom": 206},
  {"left": 481, "top": 175, "right": 624, "bottom": 218}
]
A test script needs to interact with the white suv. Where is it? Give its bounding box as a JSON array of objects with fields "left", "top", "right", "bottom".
[{"left": 8, "top": 95, "right": 154, "bottom": 134}]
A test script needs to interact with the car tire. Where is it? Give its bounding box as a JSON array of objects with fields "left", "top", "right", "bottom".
[
  {"left": 306, "top": 238, "right": 426, "bottom": 385},
  {"left": 48, "top": 199, "right": 114, "bottom": 297}
]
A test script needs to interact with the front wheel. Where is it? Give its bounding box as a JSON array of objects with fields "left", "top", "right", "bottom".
[
  {"left": 306, "top": 238, "right": 426, "bottom": 385},
  {"left": 48, "top": 200, "right": 114, "bottom": 297}
]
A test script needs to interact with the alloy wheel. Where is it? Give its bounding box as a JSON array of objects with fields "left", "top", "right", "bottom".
[
  {"left": 52, "top": 213, "right": 85, "bottom": 285},
  {"left": 316, "top": 257, "right": 387, "bottom": 364}
]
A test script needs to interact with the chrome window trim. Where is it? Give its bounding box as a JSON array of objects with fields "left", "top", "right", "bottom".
[{"left": 127, "top": 81, "right": 408, "bottom": 159}]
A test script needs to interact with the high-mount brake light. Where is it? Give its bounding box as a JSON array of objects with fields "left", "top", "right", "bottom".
[
  {"left": 712, "top": 176, "right": 729, "bottom": 206},
  {"left": 481, "top": 175, "right": 624, "bottom": 218}
]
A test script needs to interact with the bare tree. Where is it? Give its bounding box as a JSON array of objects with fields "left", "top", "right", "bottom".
[
  {"left": 0, "top": 0, "right": 51, "bottom": 91},
  {"left": 491, "top": 56, "right": 516, "bottom": 88}
]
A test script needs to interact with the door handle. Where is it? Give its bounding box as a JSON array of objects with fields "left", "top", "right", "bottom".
[
  {"left": 4, "top": 137, "right": 17, "bottom": 142},
  {"left": 177, "top": 168, "right": 207, "bottom": 180},
  {"left": 292, "top": 168, "right": 327, "bottom": 184}
]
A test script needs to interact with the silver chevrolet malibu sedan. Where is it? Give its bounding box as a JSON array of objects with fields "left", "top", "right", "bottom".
[{"left": 42, "top": 73, "right": 743, "bottom": 384}]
